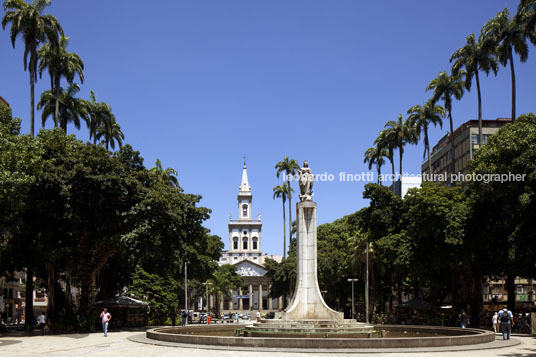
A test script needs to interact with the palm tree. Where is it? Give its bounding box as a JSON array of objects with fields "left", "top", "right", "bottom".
[
  {"left": 275, "top": 156, "right": 299, "bottom": 251},
  {"left": 2, "top": 0, "right": 63, "bottom": 137},
  {"left": 426, "top": 70, "right": 465, "bottom": 180},
  {"left": 516, "top": 0, "right": 536, "bottom": 42},
  {"left": 38, "top": 34, "right": 84, "bottom": 127},
  {"left": 150, "top": 158, "right": 179, "bottom": 187},
  {"left": 273, "top": 183, "right": 293, "bottom": 259},
  {"left": 450, "top": 33, "right": 498, "bottom": 146},
  {"left": 481, "top": 8, "right": 529, "bottom": 122},
  {"left": 407, "top": 99, "right": 445, "bottom": 177},
  {"left": 37, "top": 82, "right": 88, "bottom": 134},
  {"left": 85, "top": 91, "right": 114, "bottom": 144},
  {"left": 95, "top": 115, "right": 124, "bottom": 151},
  {"left": 374, "top": 130, "right": 396, "bottom": 193},
  {"left": 382, "top": 115, "right": 418, "bottom": 196},
  {"left": 364, "top": 145, "right": 388, "bottom": 185}
]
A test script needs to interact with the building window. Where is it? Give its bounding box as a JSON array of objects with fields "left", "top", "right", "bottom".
[
  {"left": 242, "top": 204, "right": 248, "bottom": 217},
  {"left": 233, "top": 237, "right": 238, "bottom": 250},
  {"left": 252, "top": 237, "right": 258, "bottom": 250},
  {"left": 243, "top": 237, "right": 248, "bottom": 250}
]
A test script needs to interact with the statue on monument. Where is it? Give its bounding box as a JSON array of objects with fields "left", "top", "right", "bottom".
[{"left": 298, "top": 160, "right": 314, "bottom": 201}]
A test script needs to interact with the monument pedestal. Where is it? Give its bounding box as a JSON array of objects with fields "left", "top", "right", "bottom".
[{"left": 282, "top": 201, "right": 343, "bottom": 320}]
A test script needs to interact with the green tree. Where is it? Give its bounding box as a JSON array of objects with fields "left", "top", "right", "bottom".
[
  {"left": 275, "top": 156, "right": 299, "bottom": 257},
  {"left": 468, "top": 113, "right": 536, "bottom": 312},
  {"left": 2, "top": 0, "right": 63, "bottom": 136},
  {"left": 374, "top": 130, "right": 395, "bottom": 193},
  {"left": 516, "top": 0, "right": 536, "bottom": 42},
  {"left": 207, "top": 264, "right": 243, "bottom": 315},
  {"left": 481, "top": 8, "right": 529, "bottom": 122},
  {"left": 38, "top": 34, "right": 84, "bottom": 127},
  {"left": 95, "top": 114, "right": 123, "bottom": 151},
  {"left": 129, "top": 267, "right": 180, "bottom": 325},
  {"left": 381, "top": 115, "right": 418, "bottom": 196},
  {"left": 37, "top": 82, "right": 88, "bottom": 133},
  {"left": 85, "top": 90, "right": 114, "bottom": 145},
  {"left": 273, "top": 183, "right": 292, "bottom": 258},
  {"left": 450, "top": 33, "right": 498, "bottom": 146},
  {"left": 426, "top": 70, "right": 465, "bottom": 182},
  {"left": 150, "top": 158, "right": 179, "bottom": 187},
  {"left": 407, "top": 100, "right": 445, "bottom": 176},
  {"left": 363, "top": 145, "right": 388, "bottom": 185}
]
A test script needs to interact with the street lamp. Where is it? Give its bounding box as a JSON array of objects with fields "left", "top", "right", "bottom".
[
  {"left": 202, "top": 282, "right": 212, "bottom": 315},
  {"left": 347, "top": 278, "right": 358, "bottom": 319}
]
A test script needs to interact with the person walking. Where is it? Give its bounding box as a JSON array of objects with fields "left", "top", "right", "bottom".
[
  {"left": 458, "top": 310, "right": 470, "bottom": 328},
  {"left": 235, "top": 312, "right": 239, "bottom": 323},
  {"left": 100, "top": 308, "right": 112, "bottom": 337},
  {"left": 492, "top": 311, "right": 499, "bottom": 333},
  {"left": 498, "top": 306, "right": 514, "bottom": 340},
  {"left": 207, "top": 312, "right": 212, "bottom": 325},
  {"left": 256, "top": 309, "right": 261, "bottom": 322},
  {"left": 170, "top": 309, "right": 177, "bottom": 327},
  {"left": 181, "top": 309, "right": 187, "bottom": 327},
  {"left": 36, "top": 312, "right": 46, "bottom": 335}
]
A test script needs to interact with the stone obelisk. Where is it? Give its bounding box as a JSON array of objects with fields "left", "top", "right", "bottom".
[{"left": 282, "top": 161, "right": 343, "bottom": 320}]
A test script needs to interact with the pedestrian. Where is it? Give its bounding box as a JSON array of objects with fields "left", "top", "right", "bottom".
[
  {"left": 170, "top": 309, "right": 177, "bottom": 327},
  {"left": 458, "top": 309, "right": 469, "bottom": 328},
  {"left": 256, "top": 309, "right": 261, "bottom": 322},
  {"left": 100, "top": 308, "right": 112, "bottom": 337},
  {"left": 37, "top": 312, "right": 46, "bottom": 334},
  {"left": 181, "top": 309, "right": 187, "bottom": 327},
  {"left": 207, "top": 312, "right": 212, "bottom": 325},
  {"left": 492, "top": 311, "right": 499, "bottom": 333},
  {"left": 498, "top": 306, "right": 514, "bottom": 340},
  {"left": 235, "top": 312, "right": 239, "bottom": 323}
]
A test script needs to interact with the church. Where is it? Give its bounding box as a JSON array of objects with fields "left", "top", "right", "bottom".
[{"left": 217, "top": 162, "right": 283, "bottom": 313}]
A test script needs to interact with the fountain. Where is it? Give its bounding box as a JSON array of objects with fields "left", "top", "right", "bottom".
[{"left": 144, "top": 161, "right": 495, "bottom": 350}]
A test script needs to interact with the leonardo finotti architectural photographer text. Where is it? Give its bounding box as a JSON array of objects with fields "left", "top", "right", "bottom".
[{"left": 284, "top": 172, "right": 526, "bottom": 184}]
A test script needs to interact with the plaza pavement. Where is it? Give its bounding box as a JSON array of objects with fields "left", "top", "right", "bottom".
[{"left": 0, "top": 330, "right": 535, "bottom": 357}]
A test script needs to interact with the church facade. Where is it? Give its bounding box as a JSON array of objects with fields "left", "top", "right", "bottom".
[{"left": 217, "top": 162, "right": 283, "bottom": 313}]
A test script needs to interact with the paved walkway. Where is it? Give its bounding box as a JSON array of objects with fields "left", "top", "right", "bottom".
[{"left": 0, "top": 330, "right": 534, "bottom": 356}]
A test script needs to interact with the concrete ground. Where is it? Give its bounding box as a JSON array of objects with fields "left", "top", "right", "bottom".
[{"left": 0, "top": 330, "right": 534, "bottom": 357}]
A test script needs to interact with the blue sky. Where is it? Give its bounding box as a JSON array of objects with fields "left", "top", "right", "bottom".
[{"left": 1, "top": 0, "right": 535, "bottom": 256}]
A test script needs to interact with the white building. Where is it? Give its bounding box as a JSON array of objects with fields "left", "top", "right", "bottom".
[{"left": 217, "top": 162, "right": 283, "bottom": 313}]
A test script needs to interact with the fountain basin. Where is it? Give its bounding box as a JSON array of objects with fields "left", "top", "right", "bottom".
[{"left": 146, "top": 323, "right": 495, "bottom": 349}]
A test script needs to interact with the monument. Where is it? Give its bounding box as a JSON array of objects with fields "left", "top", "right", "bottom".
[
  {"left": 282, "top": 161, "right": 343, "bottom": 320},
  {"left": 243, "top": 161, "right": 374, "bottom": 337}
]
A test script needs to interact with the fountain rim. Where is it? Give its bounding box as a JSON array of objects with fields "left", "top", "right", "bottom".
[{"left": 146, "top": 324, "right": 496, "bottom": 349}]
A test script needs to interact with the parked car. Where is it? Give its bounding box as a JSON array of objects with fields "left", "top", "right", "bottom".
[
  {"left": 199, "top": 313, "right": 208, "bottom": 323},
  {"left": 264, "top": 312, "right": 275, "bottom": 319}
]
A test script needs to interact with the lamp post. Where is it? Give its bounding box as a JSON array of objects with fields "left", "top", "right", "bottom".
[
  {"left": 184, "top": 260, "right": 188, "bottom": 325},
  {"left": 365, "top": 238, "right": 369, "bottom": 323},
  {"left": 347, "top": 278, "right": 358, "bottom": 320},
  {"left": 202, "top": 282, "right": 212, "bottom": 315}
]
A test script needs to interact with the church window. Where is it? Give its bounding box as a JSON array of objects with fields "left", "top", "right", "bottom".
[
  {"left": 242, "top": 237, "right": 248, "bottom": 250},
  {"left": 233, "top": 237, "right": 238, "bottom": 250},
  {"left": 242, "top": 204, "right": 248, "bottom": 217},
  {"left": 252, "top": 237, "right": 258, "bottom": 250}
]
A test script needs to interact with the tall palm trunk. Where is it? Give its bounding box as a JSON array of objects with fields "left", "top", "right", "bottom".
[
  {"left": 65, "top": 264, "right": 72, "bottom": 320},
  {"left": 282, "top": 198, "right": 287, "bottom": 259},
  {"left": 509, "top": 50, "right": 516, "bottom": 122},
  {"left": 389, "top": 148, "right": 395, "bottom": 194},
  {"left": 448, "top": 109, "right": 455, "bottom": 185},
  {"left": 475, "top": 71, "right": 483, "bottom": 147},
  {"left": 24, "top": 265, "right": 34, "bottom": 331},
  {"left": 54, "top": 74, "right": 60, "bottom": 128},
  {"left": 288, "top": 191, "right": 292, "bottom": 254},
  {"left": 425, "top": 125, "right": 432, "bottom": 178},
  {"left": 398, "top": 149, "right": 403, "bottom": 197},
  {"left": 47, "top": 263, "right": 55, "bottom": 325},
  {"left": 30, "top": 62, "right": 35, "bottom": 137},
  {"left": 377, "top": 165, "right": 381, "bottom": 185}
]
